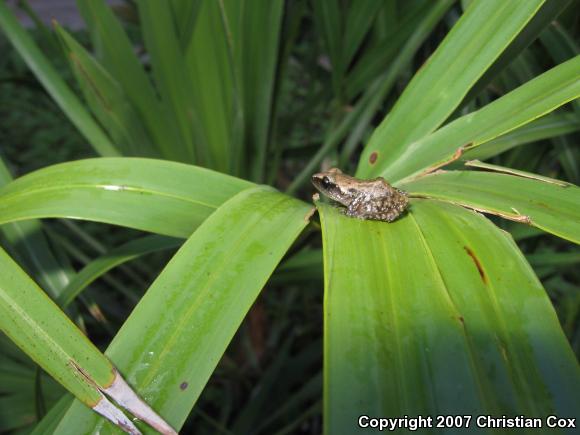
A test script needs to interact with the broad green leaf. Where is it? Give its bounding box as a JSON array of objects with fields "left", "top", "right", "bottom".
[
  {"left": 403, "top": 170, "right": 580, "bottom": 244},
  {"left": 371, "top": 55, "right": 580, "bottom": 183},
  {"left": 0, "top": 1, "right": 119, "bottom": 157},
  {"left": 318, "top": 199, "right": 579, "bottom": 434},
  {"left": 461, "top": 113, "right": 580, "bottom": 161},
  {"left": 357, "top": 0, "right": 546, "bottom": 178},
  {"left": 462, "top": 0, "right": 573, "bottom": 105},
  {"left": 55, "top": 24, "right": 156, "bottom": 157},
  {"left": 58, "top": 235, "right": 181, "bottom": 307},
  {"left": 0, "top": 158, "right": 254, "bottom": 238},
  {"left": 0, "top": 245, "right": 129, "bottom": 425},
  {"left": 52, "top": 186, "right": 312, "bottom": 433},
  {"left": 0, "top": 249, "right": 176, "bottom": 432}
]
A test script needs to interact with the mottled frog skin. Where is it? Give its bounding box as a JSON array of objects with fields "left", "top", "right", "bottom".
[{"left": 312, "top": 168, "right": 408, "bottom": 222}]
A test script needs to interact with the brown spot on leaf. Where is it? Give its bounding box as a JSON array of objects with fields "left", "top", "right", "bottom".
[
  {"left": 369, "top": 152, "right": 378, "bottom": 164},
  {"left": 458, "top": 316, "right": 464, "bottom": 324},
  {"left": 180, "top": 382, "right": 188, "bottom": 391},
  {"left": 464, "top": 246, "right": 487, "bottom": 284}
]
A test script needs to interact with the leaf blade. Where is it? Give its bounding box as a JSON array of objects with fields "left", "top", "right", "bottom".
[
  {"left": 318, "top": 198, "right": 579, "bottom": 433},
  {"left": 357, "top": 0, "right": 546, "bottom": 178},
  {"left": 403, "top": 170, "right": 580, "bottom": 244},
  {"left": 0, "top": 158, "right": 254, "bottom": 238},
  {"left": 379, "top": 55, "right": 580, "bottom": 182},
  {"left": 53, "top": 186, "right": 312, "bottom": 433}
]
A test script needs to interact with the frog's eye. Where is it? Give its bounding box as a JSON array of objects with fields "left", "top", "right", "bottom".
[{"left": 322, "top": 177, "right": 331, "bottom": 189}]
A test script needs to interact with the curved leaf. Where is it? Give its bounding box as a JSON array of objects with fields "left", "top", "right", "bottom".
[
  {"left": 461, "top": 112, "right": 580, "bottom": 161},
  {"left": 75, "top": 0, "right": 180, "bottom": 159},
  {"left": 287, "top": 0, "right": 453, "bottom": 194},
  {"left": 317, "top": 199, "right": 579, "bottom": 434},
  {"left": 462, "top": 0, "right": 573, "bottom": 104},
  {"left": 362, "top": 55, "right": 580, "bottom": 182},
  {"left": 52, "top": 186, "right": 312, "bottom": 433},
  {"left": 55, "top": 24, "right": 156, "bottom": 157},
  {"left": 0, "top": 158, "right": 254, "bottom": 238},
  {"left": 357, "top": 0, "right": 546, "bottom": 178},
  {"left": 0, "top": 246, "right": 176, "bottom": 433},
  {"left": 403, "top": 169, "right": 580, "bottom": 244}
]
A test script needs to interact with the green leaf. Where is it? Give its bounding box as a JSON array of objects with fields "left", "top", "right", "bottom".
[
  {"left": 52, "top": 186, "right": 312, "bottom": 433},
  {"left": 138, "top": 0, "right": 199, "bottom": 164},
  {"left": 182, "top": 0, "right": 239, "bottom": 173},
  {"left": 339, "top": 0, "right": 454, "bottom": 165},
  {"left": 0, "top": 245, "right": 114, "bottom": 411},
  {"left": 31, "top": 395, "right": 74, "bottom": 435},
  {"left": 312, "top": 0, "right": 342, "bottom": 94},
  {"left": 317, "top": 198, "right": 579, "bottom": 433},
  {"left": 341, "top": 1, "right": 384, "bottom": 74},
  {"left": 0, "top": 158, "right": 254, "bottom": 238},
  {"left": 539, "top": 20, "right": 580, "bottom": 114},
  {"left": 287, "top": 0, "right": 453, "bottom": 194},
  {"left": 55, "top": 24, "right": 156, "bottom": 157},
  {"left": 461, "top": 113, "right": 580, "bottom": 161},
  {"left": 372, "top": 55, "right": 580, "bottom": 183},
  {"left": 0, "top": 336, "right": 65, "bottom": 432},
  {"left": 527, "top": 250, "right": 580, "bottom": 268},
  {"left": 462, "top": 0, "right": 573, "bottom": 105},
  {"left": 357, "top": 0, "right": 547, "bottom": 178},
  {"left": 169, "top": 0, "right": 202, "bottom": 48},
  {"left": 58, "top": 235, "right": 182, "bottom": 307},
  {"left": 225, "top": 0, "right": 285, "bottom": 181},
  {"left": 0, "top": 248, "right": 176, "bottom": 433},
  {"left": 403, "top": 169, "right": 580, "bottom": 244},
  {"left": 0, "top": 0, "right": 119, "bottom": 157},
  {"left": 0, "top": 158, "right": 71, "bottom": 298},
  {"left": 75, "top": 0, "right": 181, "bottom": 159},
  {"left": 344, "top": 0, "right": 434, "bottom": 100}
]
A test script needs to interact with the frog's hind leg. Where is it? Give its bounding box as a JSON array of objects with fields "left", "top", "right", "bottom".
[{"left": 345, "top": 201, "right": 367, "bottom": 219}]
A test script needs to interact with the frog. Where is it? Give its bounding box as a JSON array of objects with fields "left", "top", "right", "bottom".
[{"left": 311, "top": 168, "right": 409, "bottom": 222}]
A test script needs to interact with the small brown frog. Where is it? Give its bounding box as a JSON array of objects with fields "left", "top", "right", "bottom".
[{"left": 312, "top": 168, "right": 408, "bottom": 222}]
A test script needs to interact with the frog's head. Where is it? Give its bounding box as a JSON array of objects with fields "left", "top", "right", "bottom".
[{"left": 311, "top": 168, "right": 348, "bottom": 204}]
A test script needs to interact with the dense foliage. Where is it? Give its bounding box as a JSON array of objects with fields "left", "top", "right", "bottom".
[{"left": 0, "top": 0, "right": 578, "bottom": 434}]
